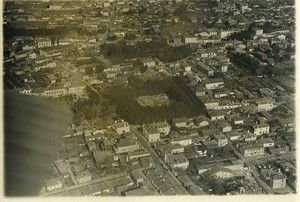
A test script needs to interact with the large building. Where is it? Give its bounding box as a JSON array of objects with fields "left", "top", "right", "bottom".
[
  {"left": 166, "top": 153, "right": 189, "bottom": 171},
  {"left": 203, "top": 78, "right": 224, "bottom": 90},
  {"left": 255, "top": 99, "right": 275, "bottom": 112},
  {"left": 239, "top": 143, "right": 264, "bottom": 157},
  {"left": 112, "top": 120, "right": 130, "bottom": 134},
  {"left": 143, "top": 125, "right": 160, "bottom": 143},
  {"left": 252, "top": 123, "right": 270, "bottom": 136}
]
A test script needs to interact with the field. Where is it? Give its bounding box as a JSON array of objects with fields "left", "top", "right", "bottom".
[{"left": 135, "top": 93, "right": 171, "bottom": 107}]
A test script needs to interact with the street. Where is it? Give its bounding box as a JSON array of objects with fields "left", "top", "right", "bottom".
[{"left": 131, "top": 125, "right": 190, "bottom": 195}]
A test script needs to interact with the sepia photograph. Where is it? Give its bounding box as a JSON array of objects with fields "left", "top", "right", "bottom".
[{"left": 1, "top": 0, "right": 298, "bottom": 200}]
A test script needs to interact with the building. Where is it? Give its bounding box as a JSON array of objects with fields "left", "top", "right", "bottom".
[
  {"left": 208, "top": 110, "right": 226, "bottom": 121},
  {"left": 201, "top": 165, "right": 235, "bottom": 179},
  {"left": 42, "top": 85, "right": 67, "bottom": 97},
  {"left": 194, "top": 86, "right": 206, "bottom": 97},
  {"left": 252, "top": 123, "right": 270, "bottom": 136},
  {"left": 100, "top": 139, "right": 114, "bottom": 151},
  {"left": 198, "top": 61, "right": 214, "bottom": 76},
  {"left": 183, "top": 35, "right": 198, "bottom": 44},
  {"left": 271, "top": 175, "right": 286, "bottom": 189},
  {"left": 45, "top": 177, "right": 63, "bottom": 192},
  {"left": 255, "top": 99, "right": 274, "bottom": 112},
  {"left": 239, "top": 143, "right": 264, "bottom": 157},
  {"left": 75, "top": 170, "right": 92, "bottom": 184},
  {"left": 140, "top": 58, "right": 156, "bottom": 67},
  {"left": 143, "top": 125, "right": 160, "bottom": 143},
  {"left": 226, "top": 132, "right": 242, "bottom": 141},
  {"left": 217, "top": 122, "right": 232, "bottom": 133},
  {"left": 203, "top": 99, "right": 219, "bottom": 110},
  {"left": 170, "top": 136, "right": 192, "bottom": 147},
  {"left": 261, "top": 168, "right": 287, "bottom": 189},
  {"left": 36, "top": 37, "right": 52, "bottom": 48},
  {"left": 153, "top": 121, "right": 170, "bottom": 135},
  {"left": 173, "top": 117, "right": 187, "bottom": 128},
  {"left": 114, "top": 141, "right": 140, "bottom": 154},
  {"left": 68, "top": 82, "right": 86, "bottom": 94},
  {"left": 166, "top": 153, "right": 189, "bottom": 170},
  {"left": 214, "top": 134, "right": 228, "bottom": 147},
  {"left": 198, "top": 159, "right": 244, "bottom": 174},
  {"left": 112, "top": 120, "right": 130, "bottom": 134},
  {"left": 258, "top": 138, "right": 275, "bottom": 148},
  {"left": 194, "top": 116, "right": 210, "bottom": 127},
  {"left": 203, "top": 78, "right": 224, "bottom": 90}
]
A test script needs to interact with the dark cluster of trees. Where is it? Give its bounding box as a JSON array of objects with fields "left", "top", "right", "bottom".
[
  {"left": 64, "top": 87, "right": 109, "bottom": 126},
  {"left": 100, "top": 38, "right": 192, "bottom": 63},
  {"left": 106, "top": 77, "right": 207, "bottom": 124},
  {"left": 229, "top": 52, "right": 274, "bottom": 77}
]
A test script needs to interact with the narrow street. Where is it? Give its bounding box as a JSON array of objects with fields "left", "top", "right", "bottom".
[
  {"left": 131, "top": 126, "right": 190, "bottom": 195},
  {"left": 227, "top": 142, "right": 275, "bottom": 194}
]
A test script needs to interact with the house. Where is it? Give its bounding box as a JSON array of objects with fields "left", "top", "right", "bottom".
[
  {"left": 166, "top": 153, "right": 189, "bottom": 170},
  {"left": 45, "top": 177, "right": 63, "bottom": 191},
  {"left": 128, "top": 150, "right": 151, "bottom": 161},
  {"left": 194, "top": 86, "right": 206, "bottom": 97},
  {"left": 208, "top": 110, "right": 226, "bottom": 121},
  {"left": 261, "top": 168, "right": 286, "bottom": 189},
  {"left": 277, "top": 118, "right": 295, "bottom": 131},
  {"left": 100, "top": 139, "right": 114, "bottom": 151},
  {"left": 14, "top": 50, "right": 29, "bottom": 60},
  {"left": 143, "top": 125, "right": 160, "bottom": 143},
  {"left": 67, "top": 82, "right": 86, "bottom": 94},
  {"left": 198, "top": 159, "right": 244, "bottom": 174},
  {"left": 217, "top": 122, "right": 232, "bottom": 133},
  {"left": 202, "top": 140, "right": 218, "bottom": 149},
  {"left": 153, "top": 121, "right": 170, "bottom": 135},
  {"left": 243, "top": 132, "right": 257, "bottom": 142},
  {"left": 271, "top": 175, "right": 286, "bottom": 189},
  {"left": 87, "top": 142, "right": 97, "bottom": 152},
  {"left": 203, "top": 78, "right": 224, "bottom": 90},
  {"left": 214, "top": 134, "right": 228, "bottom": 147},
  {"left": 182, "top": 35, "right": 198, "bottom": 44},
  {"left": 140, "top": 156, "right": 155, "bottom": 168},
  {"left": 239, "top": 143, "right": 264, "bottom": 157},
  {"left": 257, "top": 138, "right": 274, "bottom": 148},
  {"left": 194, "top": 116, "right": 210, "bottom": 127},
  {"left": 178, "top": 175, "right": 196, "bottom": 189},
  {"left": 114, "top": 140, "right": 140, "bottom": 154},
  {"left": 198, "top": 61, "right": 214, "bottom": 76},
  {"left": 269, "top": 147, "right": 288, "bottom": 155},
  {"left": 36, "top": 37, "right": 52, "bottom": 48},
  {"left": 54, "top": 160, "right": 70, "bottom": 178},
  {"left": 42, "top": 85, "right": 67, "bottom": 97},
  {"left": 170, "top": 136, "right": 192, "bottom": 147},
  {"left": 112, "top": 120, "right": 130, "bottom": 134},
  {"left": 156, "top": 143, "right": 185, "bottom": 157},
  {"left": 140, "top": 58, "right": 156, "bottom": 67},
  {"left": 202, "top": 98, "right": 219, "bottom": 110},
  {"left": 201, "top": 165, "right": 235, "bottom": 179},
  {"left": 193, "top": 144, "right": 207, "bottom": 157},
  {"left": 75, "top": 170, "right": 92, "bottom": 184},
  {"left": 226, "top": 132, "right": 242, "bottom": 141},
  {"left": 130, "top": 170, "right": 144, "bottom": 186},
  {"left": 232, "top": 117, "right": 244, "bottom": 125},
  {"left": 255, "top": 99, "right": 274, "bottom": 112},
  {"left": 46, "top": 74, "right": 57, "bottom": 84},
  {"left": 173, "top": 117, "right": 187, "bottom": 128},
  {"left": 252, "top": 123, "right": 270, "bottom": 136}
]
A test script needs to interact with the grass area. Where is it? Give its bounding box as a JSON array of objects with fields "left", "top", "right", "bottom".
[{"left": 135, "top": 93, "right": 171, "bottom": 107}]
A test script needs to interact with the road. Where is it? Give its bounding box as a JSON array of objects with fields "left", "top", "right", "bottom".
[
  {"left": 131, "top": 126, "right": 190, "bottom": 195},
  {"left": 227, "top": 142, "right": 275, "bottom": 194}
]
